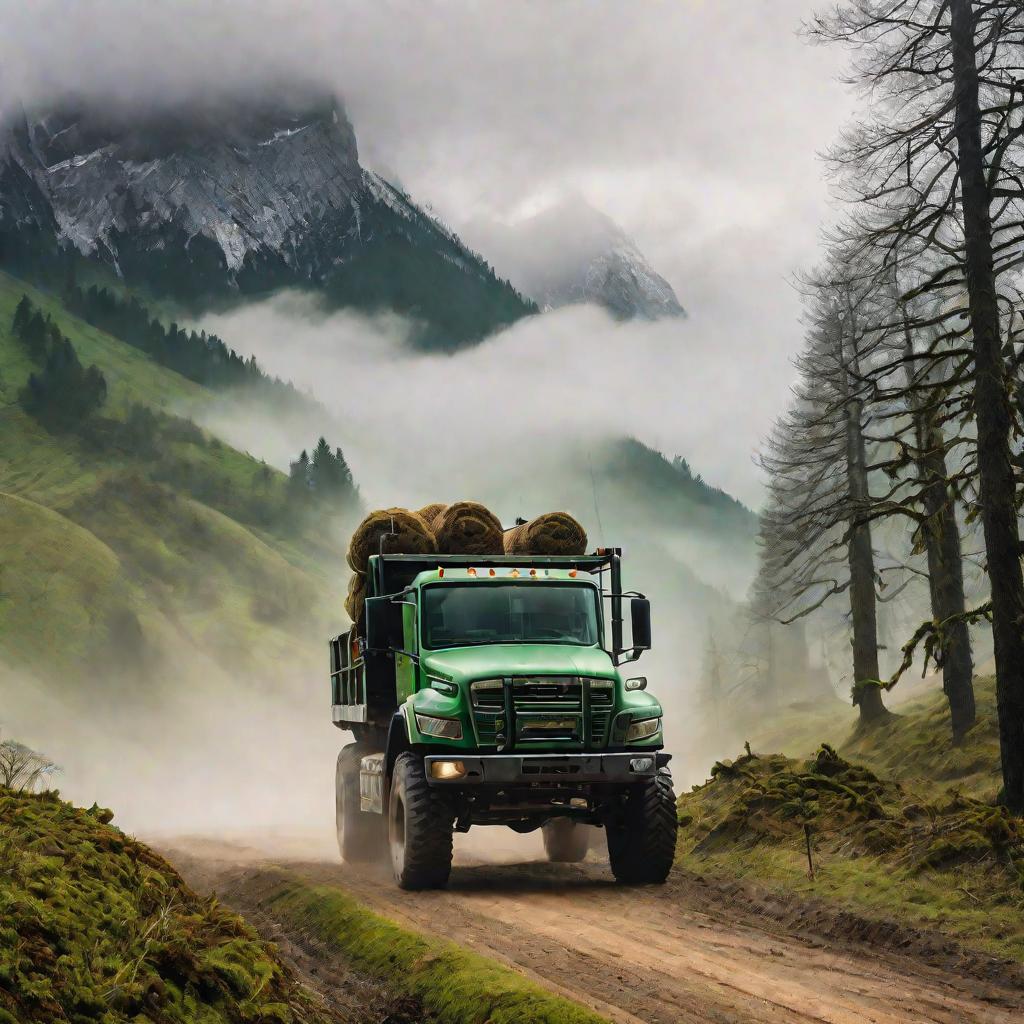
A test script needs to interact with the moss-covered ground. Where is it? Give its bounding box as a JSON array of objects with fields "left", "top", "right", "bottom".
[
  {"left": 677, "top": 732, "right": 1024, "bottom": 962},
  {"left": 262, "top": 870, "right": 610, "bottom": 1024},
  {"left": 0, "top": 788, "right": 340, "bottom": 1024},
  {"left": 841, "top": 676, "right": 1002, "bottom": 802},
  {"left": 743, "top": 676, "right": 1002, "bottom": 802}
]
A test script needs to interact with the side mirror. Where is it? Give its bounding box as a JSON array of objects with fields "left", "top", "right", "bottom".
[
  {"left": 365, "top": 596, "right": 397, "bottom": 651},
  {"left": 630, "top": 597, "right": 652, "bottom": 651}
]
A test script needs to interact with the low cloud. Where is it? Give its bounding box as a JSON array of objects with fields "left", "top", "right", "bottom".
[
  {"left": 195, "top": 294, "right": 772, "bottom": 510},
  {"left": 2, "top": 0, "right": 847, "bottom": 461}
]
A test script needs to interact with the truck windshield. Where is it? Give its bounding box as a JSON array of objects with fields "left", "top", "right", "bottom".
[{"left": 422, "top": 583, "right": 600, "bottom": 649}]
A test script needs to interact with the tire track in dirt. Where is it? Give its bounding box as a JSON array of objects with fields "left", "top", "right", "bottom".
[{"left": 166, "top": 838, "right": 1024, "bottom": 1024}]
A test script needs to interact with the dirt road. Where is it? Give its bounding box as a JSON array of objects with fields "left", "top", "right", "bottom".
[{"left": 165, "top": 832, "right": 1024, "bottom": 1024}]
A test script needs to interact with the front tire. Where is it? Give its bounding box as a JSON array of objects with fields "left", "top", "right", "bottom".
[
  {"left": 335, "top": 743, "right": 380, "bottom": 863},
  {"left": 388, "top": 752, "right": 454, "bottom": 890},
  {"left": 606, "top": 770, "right": 677, "bottom": 884},
  {"left": 542, "top": 818, "right": 590, "bottom": 862}
]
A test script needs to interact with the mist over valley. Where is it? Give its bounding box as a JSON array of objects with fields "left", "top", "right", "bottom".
[{"left": 3, "top": 7, "right": 1024, "bottom": 1019}]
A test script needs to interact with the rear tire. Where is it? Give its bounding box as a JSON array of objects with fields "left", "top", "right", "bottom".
[
  {"left": 542, "top": 818, "right": 590, "bottom": 862},
  {"left": 388, "top": 752, "right": 454, "bottom": 890},
  {"left": 335, "top": 743, "right": 380, "bottom": 863},
  {"left": 606, "top": 770, "right": 677, "bottom": 884}
]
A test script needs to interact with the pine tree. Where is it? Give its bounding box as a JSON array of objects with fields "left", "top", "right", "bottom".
[
  {"left": 334, "top": 447, "right": 356, "bottom": 498},
  {"left": 310, "top": 437, "right": 333, "bottom": 494},
  {"left": 20, "top": 334, "right": 106, "bottom": 428},
  {"left": 20, "top": 310, "right": 50, "bottom": 363},
  {"left": 288, "top": 450, "right": 310, "bottom": 501},
  {"left": 700, "top": 631, "right": 724, "bottom": 740},
  {"left": 12, "top": 295, "right": 31, "bottom": 337}
]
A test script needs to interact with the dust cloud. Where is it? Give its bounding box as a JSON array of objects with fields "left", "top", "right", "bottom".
[{"left": 0, "top": 658, "right": 339, "bottom": 836}]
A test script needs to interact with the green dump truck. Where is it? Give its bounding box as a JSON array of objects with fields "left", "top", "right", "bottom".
[{"left": 330, "top": 547, "right": 676, "bottom": 890}]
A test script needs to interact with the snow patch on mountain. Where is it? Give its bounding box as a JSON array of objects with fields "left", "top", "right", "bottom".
[
  {"left": 0, "top": 99, "right": 364, "bottom": 275},
  {"left": 0, "top": 95, "right": 502, "bottom": 294},
  {"left": 465, "top": 196, "right": 686, "bottom": 321}
]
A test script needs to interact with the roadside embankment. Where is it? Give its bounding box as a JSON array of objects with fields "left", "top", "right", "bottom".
[
  {"left": 0, "top": 788, "right": 344, "bottom": 1024},
  {"left": 676, "top": 737, "right": 1024, "bottom": 965}
]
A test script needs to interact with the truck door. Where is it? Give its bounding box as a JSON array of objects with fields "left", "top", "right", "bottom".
[{"left": 395, "top": 600, "right": 418, "bottom": 702}]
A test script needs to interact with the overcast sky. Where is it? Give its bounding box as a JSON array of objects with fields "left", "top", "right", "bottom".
[{"left": 0, "top": 0, "right": 854, "bottom": 505}]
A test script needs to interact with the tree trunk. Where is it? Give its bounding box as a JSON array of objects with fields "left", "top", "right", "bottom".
[
  {"left": 916, "top": 417, "right": 977, "bottom": 740},
  {"left": 949, "top": 0, "right": 1024, "bottom": 809},
  {"left": 904, "top": 334, "right": 976, "bottom": 741},
  {"left": 845, "top": 391, "right": 886, "bottom": 723}
]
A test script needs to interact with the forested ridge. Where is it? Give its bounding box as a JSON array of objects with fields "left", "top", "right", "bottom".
[{"left": 64, "top": 281, "right": 312, "bottom": 410}]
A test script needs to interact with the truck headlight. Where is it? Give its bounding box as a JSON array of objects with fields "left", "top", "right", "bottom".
[
  {"left": 415, "top": 713, "right": 463, "bottom": 740},
  {"left": 429, "top": 677, "right": 459, "bottom": 696},
  {"left": 429, "top": 759, "right": 466, "bottom": 780},
  {"left": 625, "top": 716, "right": 661, "bottom": 742}
]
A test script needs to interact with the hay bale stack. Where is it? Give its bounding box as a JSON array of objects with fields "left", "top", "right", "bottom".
[
  {"left": 417, "top": 502, "right": 447, "bottom": 524},
  {"left": 344, "top": 573, "right": 366, "bottom": 625},
  {"left": 433, "top": 501, "right": 504, "bottom": 555},
  {"left": 347, "top": 507, "right": 437, "bottom": 573},
  {"left": 503, "top": 512, "right": 588, "bottom": 556}
]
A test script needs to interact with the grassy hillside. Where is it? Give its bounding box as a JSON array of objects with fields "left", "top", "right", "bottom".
[
  {"left": 0, "top": 270, "right": 349, "bottom": 691},
  {"left": 0, "top": 787, "right": 341, "bottom": 1024},
  {"left": 0, "top": 492, "right": 131, "bottom": 672},
  {"left": 677, "top": 678, "right": 1023, "bottom": 962}
]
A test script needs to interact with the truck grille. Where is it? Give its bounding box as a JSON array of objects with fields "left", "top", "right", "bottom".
[{"left": 470, "top": 677, "right": 613, "bottom": 748}]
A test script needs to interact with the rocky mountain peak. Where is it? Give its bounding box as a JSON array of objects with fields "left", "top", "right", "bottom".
[
  {"left": 0, "top": 90, "right": 533, "bottom": 348},
  {"left": 465, "top": 196, "right": 685, "bottom": 321},
  {"left": 0, "top": 93, "right": 363, "bottom": 275}
]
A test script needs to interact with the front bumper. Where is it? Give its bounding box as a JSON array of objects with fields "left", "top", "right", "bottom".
[{"left": 423, "top": 751, "right": 671, "bottom": 785}]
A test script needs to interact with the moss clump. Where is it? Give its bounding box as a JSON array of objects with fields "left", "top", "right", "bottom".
[
  {"left": 0, "top": 788, "right": 338, "bottom": 1024},
  {"left": 693, "top": 746, "right": 897, "bottom": 854},
  {"left": 685, "top": 744, "right": 1023, "bottom": 867}
]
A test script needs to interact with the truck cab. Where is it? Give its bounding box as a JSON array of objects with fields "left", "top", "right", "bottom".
[{"left": 330, "top": 550, "right": 677, "bottom": 889}]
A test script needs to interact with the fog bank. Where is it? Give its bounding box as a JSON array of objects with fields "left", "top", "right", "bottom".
[{"left": 196, "top": 293, "right": 768, "bottom": 510}]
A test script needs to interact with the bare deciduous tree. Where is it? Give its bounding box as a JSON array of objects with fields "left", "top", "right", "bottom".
[
  {"left": 809, "top": 0, "right": 1024, "bottom": 808},
  {"left": 758, "top": 269, "right": 890, "bottom": 725},
  {"left": 898, "top": 301, "right": 976, "bottom": 739},
  {"left": 0, "top": 737, "right": 60, "bottom": 792}
]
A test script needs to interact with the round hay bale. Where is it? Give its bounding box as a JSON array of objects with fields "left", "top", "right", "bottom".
[
  {"left": 344, "top": 572, "right": 366, "bottom": 625},
  {"left": 347, "top": 507, "right": 437, "bottom": 573},
  {"left": 433, "top": 501, "right": 504, "bottom": 555},
  {"left": 504, "top": 512, "right": 588, "bottom": 556},
  {"left": 417, "top": 502, "right": 447, "bottom": 524}
]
